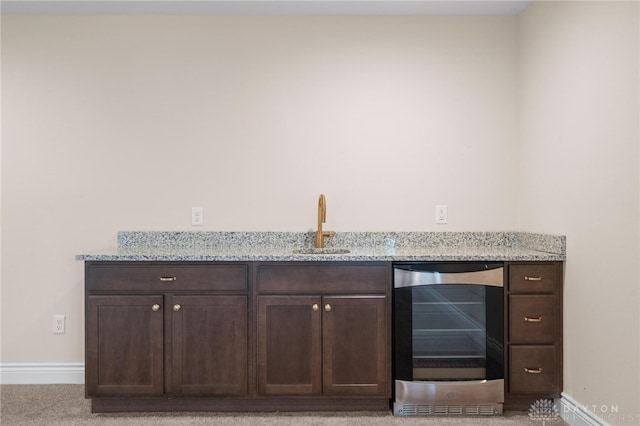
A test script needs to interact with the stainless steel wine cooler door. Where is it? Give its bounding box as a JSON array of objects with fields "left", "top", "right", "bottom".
[{"left": 393, "top": 262, "right": 504, "bottom": 416}]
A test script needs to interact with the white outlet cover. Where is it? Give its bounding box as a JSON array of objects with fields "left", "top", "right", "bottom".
[
  {"left": 53, "top": 315, "right": 65, "bottom": 334},
  {"left": 192, "top": 207, "right": 203, "bottom": 226},
  {"left": 436, "top": 205, "right": 448, "bottom": 224}
]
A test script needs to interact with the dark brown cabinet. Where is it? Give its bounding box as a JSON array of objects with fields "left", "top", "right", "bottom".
[
  {"left": 171, "top": 295, "right": 247, "bottom": 396},
  {"left": 86, "top": 295, "right": 164, "bottom": 396},
  {"left": 85, "top": 262, "right": 249, "bottom": 403},
  {"left": 84, "top": 260, "right": 390, "bottom": 413},
  {"left": 84, "top": 258, "right": 564, "bottom": 412},
  {"left": 505, "top": 262, "right": 563, "bottom": 409},
  {"left": 257, "top": 295, "right": 322, "bottom": 396},
  {"left": 322, "top": 295, "right": 388, "bottom": 396},
  {"left": 86, "top": 294, "right": 247, "bottom": 397},
  {"left": 257, "top": 294, "right": 388, "bottom": 397},
  {"left": 255, "top": 263, "right": 391, "bottom": 401}
]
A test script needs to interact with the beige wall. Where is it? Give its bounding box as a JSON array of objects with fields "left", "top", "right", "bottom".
[
  {"left": 519, "top": 1, "right": 639, "bottom": 424},
  {"left": 1, "top": 15, "right": 519, "bottom": 363}
]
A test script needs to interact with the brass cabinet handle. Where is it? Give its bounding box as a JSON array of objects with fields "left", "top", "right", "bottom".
[
  {"left": 324, "top": 304, "right": 332, "bottom": 312},
  {"left": 524, "top": 367, "right": 543, "bottom": 374},
  {"left": 524, "top": 316, "right": 543, "bottom": 322},
  {"left": 312, "top": 304, "right": 319, "bottom": 311},
  {"left": 524, "top": 276, "right": 542, "bottom": 281},
  {"left": 173, "top": 304, "right": 181, "bottom": 312},
  {"left": 159, "top": 276, "right": 177, "bottom": 282},
  {"left": 151, "top": 304, "right": 161, "bottom": 312}
]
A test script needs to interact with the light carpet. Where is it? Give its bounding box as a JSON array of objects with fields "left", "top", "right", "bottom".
[{"left": 0, "top": 385, "right": 566, "bottom": 425}]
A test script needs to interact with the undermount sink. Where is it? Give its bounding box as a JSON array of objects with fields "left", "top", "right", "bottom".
[{"left": 293, "top": 248, "right": 351, "bottom": 255}]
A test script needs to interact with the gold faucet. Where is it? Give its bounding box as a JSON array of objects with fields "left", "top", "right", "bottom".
[{"left": 315, "top": 193, "right": 335, "bottom": 248}]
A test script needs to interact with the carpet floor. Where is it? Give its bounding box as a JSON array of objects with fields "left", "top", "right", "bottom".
[{"left": 0, "top": 385, "right": 567, "bottom": 425}]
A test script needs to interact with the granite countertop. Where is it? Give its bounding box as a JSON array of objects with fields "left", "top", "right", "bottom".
[{"left": 76, "top": 231, "right": 566, "bottom": 262}]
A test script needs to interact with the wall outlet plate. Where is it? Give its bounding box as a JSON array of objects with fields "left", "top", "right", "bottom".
[
  {"left": 192, "top": 207, "right": 203, "bottom": 226},
  {"left": 53, "top": 315, "right": 65, "bottom": 334},
  {"left": 436, "top": 205, "right": 448, "bottom": 224}
]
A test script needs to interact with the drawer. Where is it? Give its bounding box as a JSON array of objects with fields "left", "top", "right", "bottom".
[
  {"left": 510, "top": 346, "right": 558, "bottom": 394},
  {"left": 509, "top": 264, "right": 558, "bottom": 293},
  {"left": 87, "top": 263, "right": 248, "bottom": 292},
  {"left": 509, "top": 295, "right": 557, "bottom": 344},
  {"left": 257, "top": 263, "right": 389, "bottom": 294}
]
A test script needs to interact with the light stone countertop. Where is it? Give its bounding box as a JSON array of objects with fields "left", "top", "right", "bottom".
[{"left": 76, "top": 231, "right": 566, "bottom": 262}]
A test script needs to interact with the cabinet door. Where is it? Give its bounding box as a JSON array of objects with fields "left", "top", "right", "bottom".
[
  {"left": 86, "top": 295, "right": 164, "bottom": 396},
  {"left": 322, "top": 295, "right": 389, "bottom": 396},
  {"left": 257, "top": 295, "right": 322, "bottom": 395},
  {"left": 171, "top": 295, "right": 248, "bottom": 396}
]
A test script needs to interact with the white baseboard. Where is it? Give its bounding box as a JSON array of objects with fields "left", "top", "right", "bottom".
[
  {"left": 0, "top": 363, "right": 84, "bottom": 385},
  {"left": 560, "top": 393, "right": 609, "bottom": 426}
]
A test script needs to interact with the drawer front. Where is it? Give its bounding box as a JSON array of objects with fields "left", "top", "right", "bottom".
[
  {"left": 87, "top": 263, "right": 248, "bottom": 292},
  {"left": 509, "top": 264, "right": 557, "bottom": 293},
  {"left": 509, "top": 295, "right": 557, "bottom": 344},
  {"left": 257, "top": 263, "right": 389, "bottom": 294},
  {"left": 510, "top": 346, "right": 558, "bottom": 394}
]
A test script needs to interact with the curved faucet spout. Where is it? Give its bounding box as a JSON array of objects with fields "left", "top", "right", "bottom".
[{"left": 315, "top": 194, "right": 335, "bottom": 248}]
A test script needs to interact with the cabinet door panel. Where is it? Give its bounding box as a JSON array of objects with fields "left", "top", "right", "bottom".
[
  {"left": 322, "top": 296, "right": 389, "bottom": 396},
  {"left": 257, "top": 296, "right": 322, "bottom": 395},
  {"left": 86, "top": 295, "right": 164, "bottom": 396},
  {"left": 172, "top": 295, "right": 248, "bottom": 396}
]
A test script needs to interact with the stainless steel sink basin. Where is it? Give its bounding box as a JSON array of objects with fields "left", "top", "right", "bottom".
[{"left": 292, "top": 248, "right": 351, "bottom": 255}]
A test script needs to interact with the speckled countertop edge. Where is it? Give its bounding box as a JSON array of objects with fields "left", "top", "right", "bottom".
[{"left": 76, "top": 231, "right": 566, "bottom": 262}]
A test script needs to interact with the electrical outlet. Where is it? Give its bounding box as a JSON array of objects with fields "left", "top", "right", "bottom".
[
  {"left": 53, "top": 315, "right": 65, "bottom": 334},
  {"left": 192, "top": 207, "right": 203, "bottom": 226},
  {"left": 436, "top": 205, "right": 448, "bottom": 224}
]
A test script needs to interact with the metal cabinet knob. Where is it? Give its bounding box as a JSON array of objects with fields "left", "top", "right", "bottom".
[
  {"left": 173, "top": 304, "right": 181, "bottom": 312},
  {"left": 312, "top": 304, "right": 319, "bottom": 311},
  {"left": 524, "top": 367, "right": 543, "bottom": 374},
  {"left": 151, "top": 304, "right": 160, "bottom": 312},
  {"left": 324, "top": 304, "right": 332, "bottom": 312}
]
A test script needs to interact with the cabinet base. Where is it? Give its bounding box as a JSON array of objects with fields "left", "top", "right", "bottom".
[{"left": 90, "top": 397, "right": 392, "bottom": 413}]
